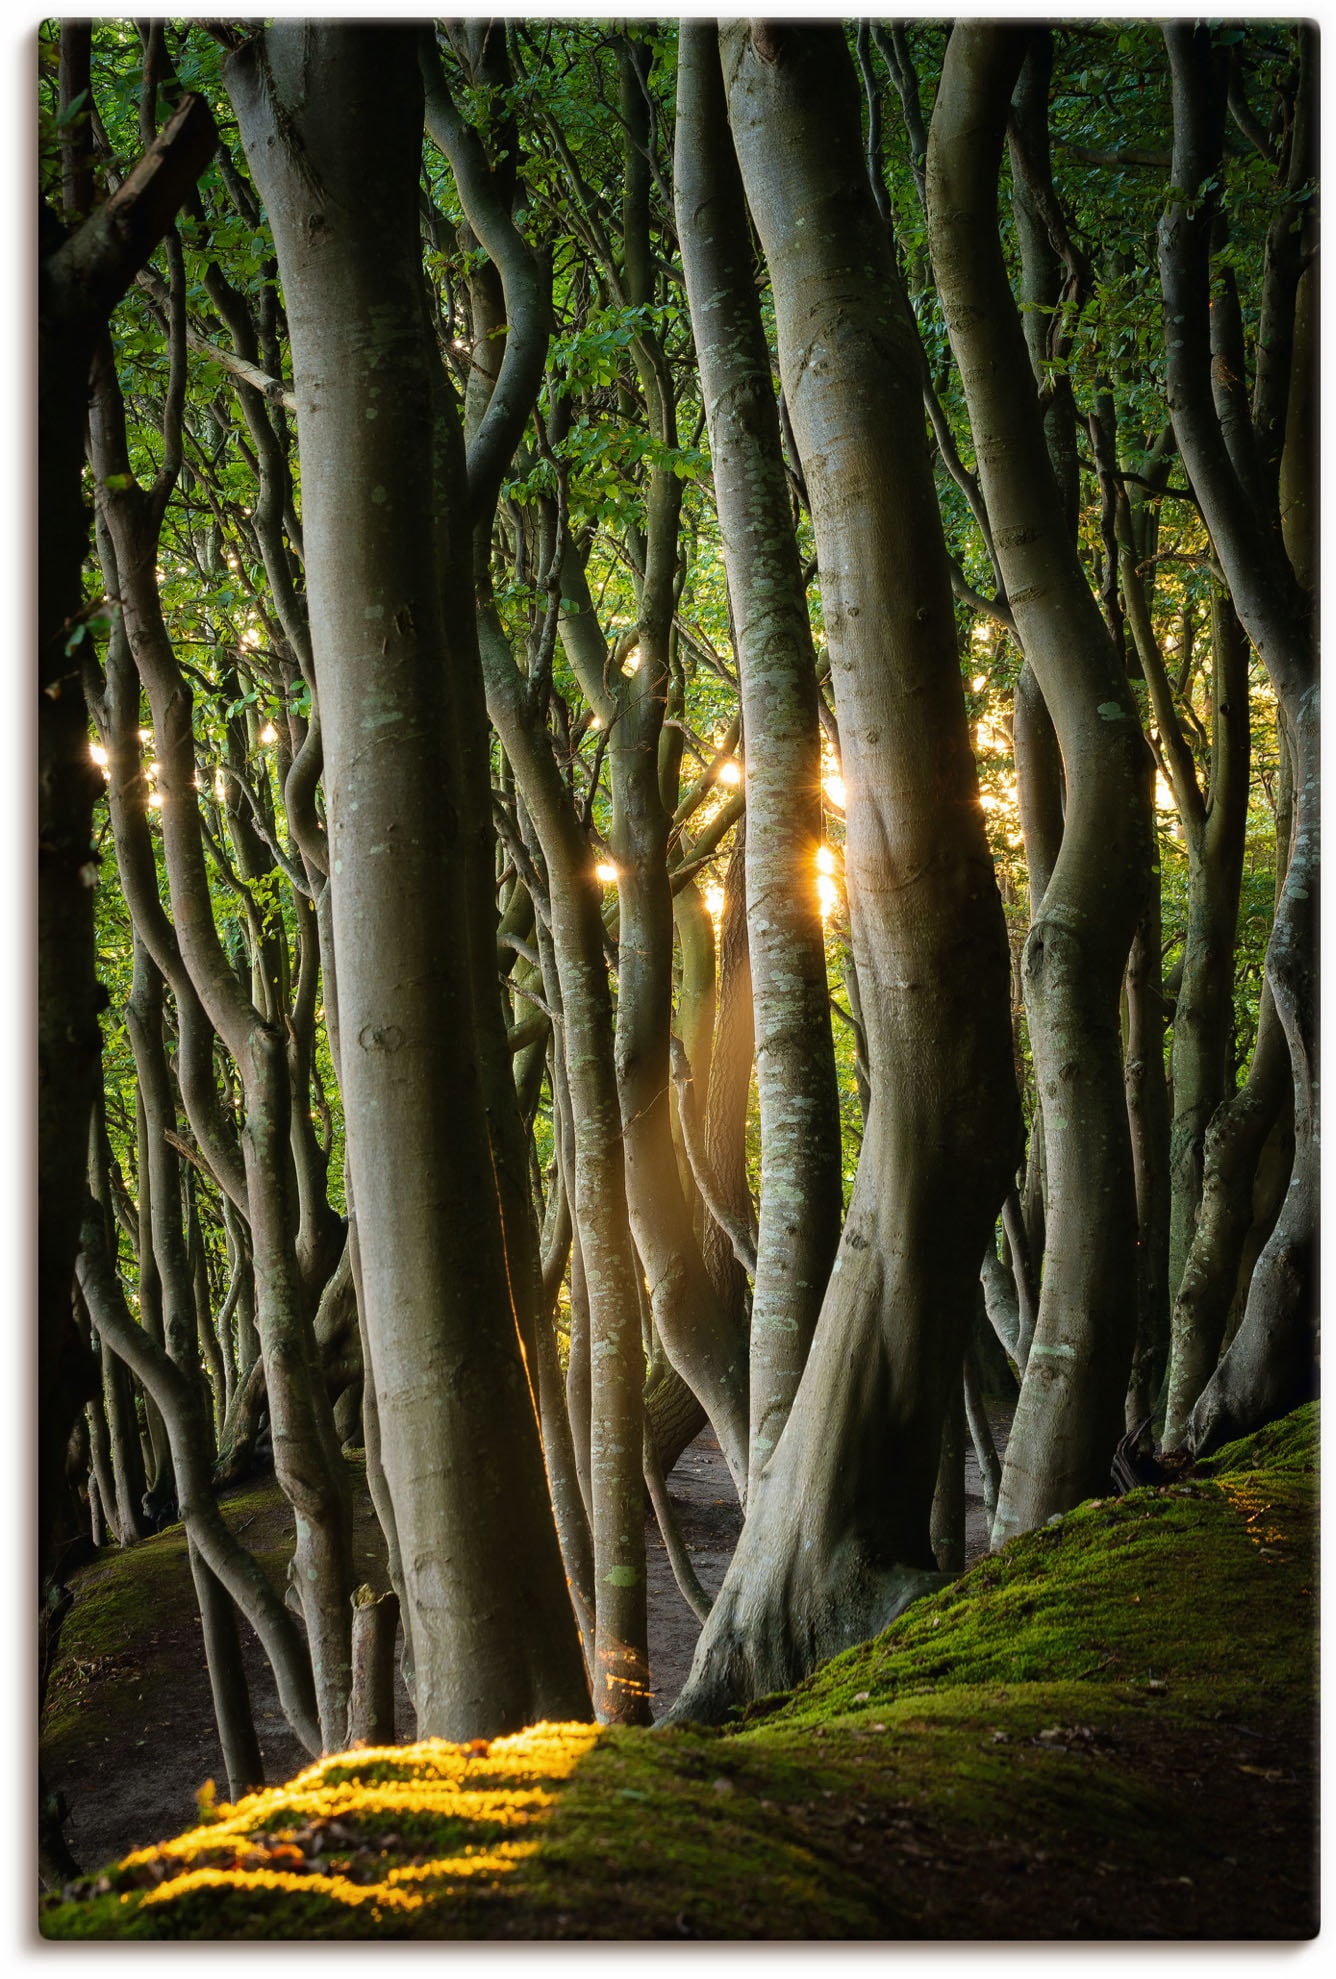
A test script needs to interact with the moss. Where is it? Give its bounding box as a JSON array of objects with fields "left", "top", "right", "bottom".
[
  {"left": 41, "top": 1524, "right": 200, "bottom": 1751},
  {"left": 42, "top": 1405, "right": 1318, "bottom": 1941},
  {"left": 42, "top": 1460, "right": 390, "bottom": 1773},
  {"left": 1195, "top": 1398, "right": 1319, "bottom": 1478}
]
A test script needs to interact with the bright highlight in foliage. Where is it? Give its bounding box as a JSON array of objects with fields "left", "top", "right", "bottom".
[
  {"left": 717, "top": 758, "right": 742, "bottom": 786},
  {"left": 595, "top": 861, "right": 617, "bottom": 885}
]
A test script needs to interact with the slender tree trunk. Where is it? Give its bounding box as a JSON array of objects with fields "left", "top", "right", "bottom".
[
  {"left": 697, "top": 829, "right": 755, "bottom": 1350},
  {"left": 188, "top": 1540, "right": 265, "bottom": 1798},
  {"left": 1122, "top": 868, "right": 1172, "bottom": 1432},
  {"left": 677, "top": 25, "right": 843, "bottom": 1489},
  {"left": 228, "top": 22, "right": 589, "bottom": 1737},
  {"left": 477, "top": 610, "right": 650, "bottom": 1724},
  {"left": 78, "top": 1200, "right": 322, "bottom": 1756},
  {"left": 928, "top": 24, "right": 1152, "bottom": 1537},
  {"left": 100, "top": 1330, "right": 147, "bottom": 1546},
  {"left": 1158, "top": 23, "right": 1318, "bottom": 1451},
  {"left": 670, "top": 23, "right": 1018, "bottom": 1722}
]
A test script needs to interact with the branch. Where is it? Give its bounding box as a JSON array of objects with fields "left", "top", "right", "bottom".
[
  {"left": 135, "top": 266, "right": 297, "bottom": 411},
  {"left": 46, "top": 92, "right": 218, "bottom": 323}
]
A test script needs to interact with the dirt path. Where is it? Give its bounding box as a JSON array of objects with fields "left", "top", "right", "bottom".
[{"left": 44, "top": 1410, "right": 1012, "bottom": 1878}]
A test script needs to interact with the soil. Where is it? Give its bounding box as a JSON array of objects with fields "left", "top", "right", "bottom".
[{"left": 41, "top": 1411, "right": 1010, "bottom": 1882}]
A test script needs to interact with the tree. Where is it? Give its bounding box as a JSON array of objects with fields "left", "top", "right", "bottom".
[
  {"left": 41, "top": 19, "right": 1314, "bottom": 1812},
  {"left": 227, "top": 20, "right": 590, "bottom": 1739},
  {"left": 669, "top": 19, "right": 1018, "bottom": 1722}
]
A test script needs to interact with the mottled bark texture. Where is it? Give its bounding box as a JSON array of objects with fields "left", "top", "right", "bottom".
[
  {"left": 1157, "top": 24, "right": 1318, "bottom": 1451},
  {"left": 928, "top": 25, "right": 1152, "bottom": 1540},
  {"left": 228, "top": 22, "right": 589, "bottom": 1737},
  {"left": 670, "top": 22, "right": 1018, "bottom": 1723},
  {"left": 676, "top": 24, "right": 843, "bottom": 1491}
]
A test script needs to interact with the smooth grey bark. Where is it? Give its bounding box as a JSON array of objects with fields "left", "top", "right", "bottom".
[
  {"left": 671, "top": 876, "right": 717, "bottom": 1224},
  {"left": 1122, "top": 849, "right": 1173, "bottom": 1433},
  {"left": 477, "top": 610, "right": 650, "bottom": 1723},
  {"left": 928, "top": 25, "right": 1152, "bottom": 1540},
  {"left": 1127, "top": 576, "right": 1251, "bottom": 1444},
  {"left": 228, "top": 21, "right": 589, "bottom": 1738},
  {"left": 670, "top": 22, "right": 1018, "bottom": 1722},
  {"left": 1159, "top": 23, "right": 1318, "bottom": 1453},
  {"left": 676, "top": 24, "right": 843, "bottom": 1489},
  {"left": 188, "top": 1537, "right": 265, "bottom": 1799},
  {"left": 89, "top": 309, "right": 354, "bottom": 1745},
  {"left": 347, "top": 1586, "right": 400, "bottom": 1748},
  {"left": 100, "top": 1329, "right": 147, "bottom": 1547},
  {"left": 963, "top": 1343, "right": 1003, "bottom": 1528},
  {"left": 1011, "top": 664, "right": 1064, "bottom": 1268}
]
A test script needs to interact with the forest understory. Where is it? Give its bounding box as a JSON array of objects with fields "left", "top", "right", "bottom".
[
  {"left": 38, "top": 16, "right": 1318, "bottom": 1940},
  {"left": 41, "top": 1406, "right": 1317, "bottom": 1940},
  {"left": 41, "top": 1411, "right": 1012, "bottom": 1876}
]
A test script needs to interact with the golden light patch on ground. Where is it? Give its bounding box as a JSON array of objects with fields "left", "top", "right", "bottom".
[
  {"left": 1214, "top": 1480, "right": 1290, "bottom": 1551},
  {"left": 115, "top": 1723, "right": 601, "bottom": 1920}
]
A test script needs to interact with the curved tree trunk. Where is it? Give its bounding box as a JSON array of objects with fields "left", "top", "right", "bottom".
[
  {"left": 1157, "top": 23, "right": 1318, "bottom": 1453},
  {"left": 677, "top": 27, "right": 843, "bottom": 1490},
  {"left": 78, "top": 1200, "right": 322, "bottom": 1757},
  {"left": 477, "top": 609, "right": 651, "bottom": 1724},
  {"left": 228, "top": 21, "right": 589, "bottom": 1738},
  {"left": 928, "top": 24, "right": 1152, "bottom": 1539},
  {"left": 670, "top": 22, "right": 1018, "bottom": 1723},
  {"left": 698, "top": 828, "right": 755, "bottom": 1351}
]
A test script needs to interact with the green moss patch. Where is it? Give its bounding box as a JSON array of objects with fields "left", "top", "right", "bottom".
[{"left": 42, "top": 1405, "right": 1318, "bottom": 1941}]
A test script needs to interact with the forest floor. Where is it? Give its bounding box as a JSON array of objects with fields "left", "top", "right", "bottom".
[
  {"left": 40, "top": 1409, "right": 1005, "bottom": 1881},
  {"left": 39, "top": 1406, "right": 1317, "bottom": 1941}
]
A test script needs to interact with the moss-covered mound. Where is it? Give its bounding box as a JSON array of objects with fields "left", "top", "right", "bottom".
[{"left": 41, "top": 1404, "right": 1318, "bottom": 1941}]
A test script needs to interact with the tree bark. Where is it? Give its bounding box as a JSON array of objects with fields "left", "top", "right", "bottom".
[
  {"left": 1158, "top": 23, "right": 1317, "bottom": 1450},
  {"left": 677, "top": 24, "right": 843, "bottom": 1489},
  {"left": 928, "top": 24, "right": 1152, "bottom": 1538},
  {"left": 228, "top": 22, "right": 589, "bottom": 1738},
  {"left": 670, "top": 22, "right": 1018, "bottom": 1723}
]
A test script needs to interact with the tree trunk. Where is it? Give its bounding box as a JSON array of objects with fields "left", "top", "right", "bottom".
[
  {"left": 677, "top": 27, "right": 843, "bottom": 1489},
  {"left": 697, "top": 830, "right": 755, "bottom": 1348},
  {"left": 228, "top": 22, "right": 589, "bottom": 1738},
  {"left": 347, "top": 1586, "right": 400, "bottom": 1749},
  {"left": 1158, "top": 23, "right": 1318, "bottom": 1452},
  {"left": 79, "top": 1199, "right": 322, "bottom": 1756},
  {"left": 928, "top": 24, "right": 1151, "bottom": 1537},
  {"left": 669, "top": 22, "right": 1018, "bottom": 1723},
  {"left": 189, "top": 1540, "right": 265, "bottom": 1798}
]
